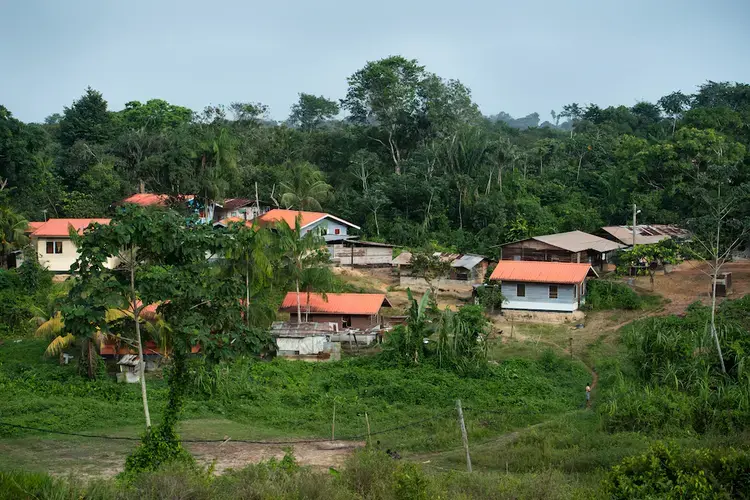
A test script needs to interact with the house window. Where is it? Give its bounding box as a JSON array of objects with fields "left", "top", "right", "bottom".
[
  {"left": 342, "top": 316, "right": 352, "bottom": 328},
  {"left": 549, "top": 285, "right": 558, "bottom": 299},
  {"left": 516, "top": 284, "right": 526, "bottom": 297},
  {"left": 334, "top": 228, "right": 341, "bottom": 235},
  {"left": 573, "top": 285, "right": 577, "bottom": 298},
  {"left": 46, "top": 241, "right": 63, "bottom": 254}
]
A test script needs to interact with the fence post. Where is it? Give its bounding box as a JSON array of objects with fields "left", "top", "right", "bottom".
[
  {"left": 569, "top": 337, "right": 573, "bottom": 360},
  {"left": 365, "top": 412, "right": 371, "bottom": 446},
  {"left": 331, "top": 400, "right": 336, "bottom": 441},
  {"left": 456, "top": 399, "right": 472, "bottom": 473}
]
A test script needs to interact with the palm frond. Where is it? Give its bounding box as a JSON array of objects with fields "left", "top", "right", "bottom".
[
  {"left": 35, "top": 312, "right": 65, "bottom": 338},
  {"left": 44, "top": 334, "right": 76, "bottom": 357}
]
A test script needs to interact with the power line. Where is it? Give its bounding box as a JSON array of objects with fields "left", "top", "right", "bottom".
[{"left": 0, "top": 410, "right": 456, "bottom": 445}]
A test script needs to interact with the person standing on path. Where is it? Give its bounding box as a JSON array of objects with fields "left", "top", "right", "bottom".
[{"left": 585, "top": 383, "right": 592, "bottom": 408}]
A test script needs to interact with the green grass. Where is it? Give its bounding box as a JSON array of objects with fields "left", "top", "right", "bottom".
[{"left": 0, "top": 337, "right": 590, "bottom": 468}]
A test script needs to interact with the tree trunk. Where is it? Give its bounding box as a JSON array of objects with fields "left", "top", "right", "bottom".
[
  {"left": 131, "top": 262, "right": 152, "bottom": 429},
  {"left": 295, "top": 279, "right": 302, "bottom": 323},
  {"left": 672, "top": 117, "right": 677, "bottom": 137},
  {"left": 87, "top": 339, "right": 96, "bottom": 379},
  {"left": 458, "top": 187, "right": 463, "bottom": 230},
  {"left": 373, "top": 210, "right": 380, "bottom": 236},
  {"left": 710, "top": 220, "right": 727, "bottom": 373},
  {"left": 577, "top": 154, "right": 584, "bottom": 182}
]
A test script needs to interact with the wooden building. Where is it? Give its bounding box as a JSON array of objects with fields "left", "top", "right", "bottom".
[
  {"left": 489, "top": 261, "right": 596, "bottom": 313},
  {"left": 279, "top": 292, "right": 392, "bottom": 330},
  {"left": 499, "top": 230, "right": 622, "bottom": 272},
  {"left": 328, "top": 240, "right": 394, "bottom": 267}
]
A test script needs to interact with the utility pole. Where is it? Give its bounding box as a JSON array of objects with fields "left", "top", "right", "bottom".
[{"left": 632, "top": 203, "right": 637, "bottom": 248}]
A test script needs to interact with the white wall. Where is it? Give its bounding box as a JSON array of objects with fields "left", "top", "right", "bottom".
[
  {"left": 303, "top": 219, "right": 350, "bottom": 241},
  {"left": 500, "top": 281, "right": 581, "bottom": 312},
  {"left": 35, "top": 238, "right": 119, "bottom": 273}
]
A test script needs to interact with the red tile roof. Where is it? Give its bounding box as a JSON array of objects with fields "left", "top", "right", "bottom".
[
  {"left": 490, "top": 261, "right": 593, "bottom": 284},
  {"left": 257, "top": 209, "right": 359, "bottom": 230},
  {"left": 32, "top": 219, "right": 111, "bottom": 238},
  {"left": 279, "top": 292, "right": 391, "bottom": 316}
]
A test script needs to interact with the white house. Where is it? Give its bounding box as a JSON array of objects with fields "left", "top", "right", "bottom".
[
  {"left": 489, "top": 261, "right": 596, "bottom": 312},
  {"left": 22, "top": 218, "right": 117, "bottom": 273},
  {"left": 256, "top": 209, "right": 360, "bottom": 242}
]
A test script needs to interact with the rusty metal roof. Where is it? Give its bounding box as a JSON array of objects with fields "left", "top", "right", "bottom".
[
  {"left": 280, "top": 292, "right": 391, "bottom": 315},
  {"left": 601, "top": 225, "right": 690, "bottom": 246},
  {"left": 490, "top": 261, "right": 594, "bottom": 284},
  {"left": 391, "top": 251, "right": 413, "bottom": 266},
  {"left": 270, "top": 321, "right": 335, "bottom": 337}
]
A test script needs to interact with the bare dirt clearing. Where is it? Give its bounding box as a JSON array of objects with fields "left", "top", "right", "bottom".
[{"left": 0, "top": 436, "right": 364, "bottom": 480}]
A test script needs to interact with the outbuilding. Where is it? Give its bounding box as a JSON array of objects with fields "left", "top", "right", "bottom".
[
  {"left": 279, "top": 292, "right": 392, "bottom": 330},
  {"left": 489, "top": 261, "right": 596, "bottom": 312}
]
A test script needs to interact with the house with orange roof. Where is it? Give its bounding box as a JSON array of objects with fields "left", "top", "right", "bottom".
[
  {"left": 256, "top": 209, "right": 360, "bottom": 242},
  {"left": 21, "top": 218, "right": 117, "bottom": 273},
  {"left": 489, "top": 261, "right": 597, "bottom": 312},
  {"left": 279, "top": 292, "right": 391, "bottom": 330}
]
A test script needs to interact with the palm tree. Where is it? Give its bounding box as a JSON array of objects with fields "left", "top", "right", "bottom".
[
  {"left": 193, "top": 127, "right": 238, "bottom": 221},
  {"left": 280, "top": 162, "right": 332, "bottom": 211},
  {"left": 276, "top": 216, "right": 331, "bottom": 323},
  {"left": 0, "top": 206, "right": 29, "bottom": 269},
  {"left": 222, "top": 221, "right": 275, "bottom": 327}
]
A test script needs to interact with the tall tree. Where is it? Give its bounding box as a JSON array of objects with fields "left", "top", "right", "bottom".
[
  {"left": 658, "top": 91, "right": 691, "bottom": 136},
  {"left": 289, "top": 93, "right": 340, "bottom": 131},
  {"left": 58, "top": 87, "right": 114, "bottom": 147}
]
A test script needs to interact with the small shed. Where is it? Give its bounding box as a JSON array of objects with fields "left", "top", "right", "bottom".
[
  {"left": 116, "top": 354, "right": 141, "bottom": 383},
  {"left": 489, "top": 261, "right": 596, "bottom": 312},
  {"left": 271, "top": 322, "right": 341, "bottom": 361},
  {"left": 450, "top": 254, "right": 491, "bottom": 282}
]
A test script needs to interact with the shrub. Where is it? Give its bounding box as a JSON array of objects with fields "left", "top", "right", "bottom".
[
  {"left": 584, "top": 280, "right": 643, "bottom": 310},
  {"left": 604, "top": 441, "right": 750, "bottom": 499}
]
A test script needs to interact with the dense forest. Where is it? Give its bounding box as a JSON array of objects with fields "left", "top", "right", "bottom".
[{"left": 1, "top": 55, "right": 749, "bottom": 256}]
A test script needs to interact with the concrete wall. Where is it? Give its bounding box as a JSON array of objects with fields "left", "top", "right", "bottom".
[
  {"left": 303, "top": 219, "right": 350, "bottom": 242},
  {"left": 34, "top": 237, "right": 119, "bottom": 273},
  {"left": 500, "top": 281, "right": 583, "bottom": 312},
  {"left": 328, "top": 245, "right": 393, "bottom": 266}
]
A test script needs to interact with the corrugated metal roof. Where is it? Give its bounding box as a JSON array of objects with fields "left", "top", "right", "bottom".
[
  {"left": 32, "top": 219, "right": 111, "bottom": 237},
  {"left": 451, "top": 254, "right": 486, "bottom": 269},
  {"left": 279, "top": 292, "right": 391, "bottom": 315},
  {"left": 271, "top": 321, "right": 335, "bottom": 337},
  {"left": 527, "top": 230, "right": 623, "bottom": 253},
  {"left": 490, "top": 261, "right": 593, "bottom": 284},
  {"left": 221, "top": 198, "right": 253, "bottom": 210},
  {"left": 391, "top": 251, "right": 412, "bottom": 265},
  {"left": 601, "top": 225, "right": 690, "bottom": 246}
]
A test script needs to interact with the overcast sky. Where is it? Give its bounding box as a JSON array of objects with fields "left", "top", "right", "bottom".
[{"left": 2, "top": 0, "right": 749, "bottom": 123}]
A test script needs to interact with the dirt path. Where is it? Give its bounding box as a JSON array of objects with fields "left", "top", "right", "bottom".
[{"left": 188, "top": 440, "right": 364, "bottom": 474}]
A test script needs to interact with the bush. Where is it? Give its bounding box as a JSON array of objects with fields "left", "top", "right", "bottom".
[
  {"left": 584, "top": 280, "right": 644, "bottom": 310},
  {"left": 604, "top": 441, "right": 750, "bottom": 499}
]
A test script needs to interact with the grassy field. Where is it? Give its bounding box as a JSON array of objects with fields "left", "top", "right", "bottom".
[{"left": 0, "top": 336, "right": 590, "bottom": 477}]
